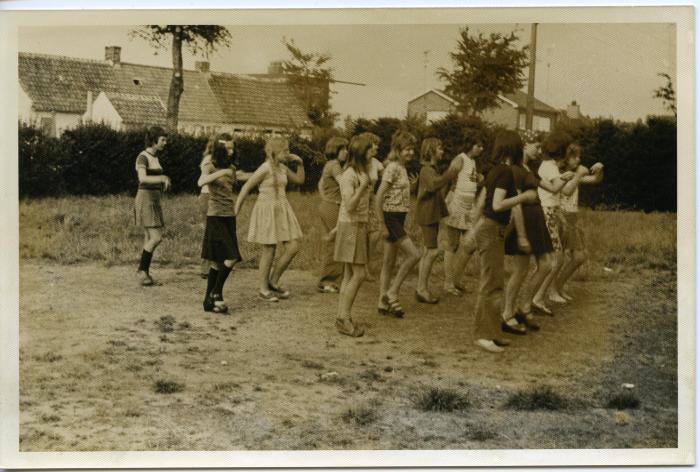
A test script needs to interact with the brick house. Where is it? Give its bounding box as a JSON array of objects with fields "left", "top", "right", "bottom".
[
  {"left": 407, "top": 88, "right": 559, "bottom": 132},
  {"left": 19, "top": 46, "right": 313, "bottom": 138}
]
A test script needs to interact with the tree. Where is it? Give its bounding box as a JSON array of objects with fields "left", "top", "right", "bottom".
[
  {"left": 437, "top": 27, "right": 529, "bottom": 117},
  {"left": 281, "top": 38, "right": 338, "bottom": 128},
  {"left": 654, "top": 72, "right": 677, "bottom": 117},
  {"left": 131, "top": 26, "right": 232, "bottom": 131}
]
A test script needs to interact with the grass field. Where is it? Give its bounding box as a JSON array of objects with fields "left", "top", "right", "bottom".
[{"left": 18, "top": 192, "right": 678, "bottom": 451}]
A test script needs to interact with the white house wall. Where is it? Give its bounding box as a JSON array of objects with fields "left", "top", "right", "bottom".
[
  {"left": 18, "top": 85, "right": 33, "bottom": 122},
  {"left": 89, "top": 93, "right": 123, "bottom": 131}
]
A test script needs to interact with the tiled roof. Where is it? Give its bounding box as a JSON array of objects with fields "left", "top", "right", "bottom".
[
  {"left": 501, "top": 90, "right": 558, "bottom": 114},
  {"left": 208, "top": 72, "right": 310, "bottom": 129},
  {"left": 112, "top": 63, "right": 226, "bottom": 123},
  {"left": 18, "top": 52, "right": 115, "bottom": 113},
  {"left": 105, "top": 92, "right": 166, "bottom": 127},
  {"left": 19, "top": 52, "right": 310, "bottom": 129}
]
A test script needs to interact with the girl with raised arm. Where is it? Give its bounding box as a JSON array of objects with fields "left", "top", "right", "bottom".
[{"left": 235, "top": 136, "right": 305, "bottom": 302}]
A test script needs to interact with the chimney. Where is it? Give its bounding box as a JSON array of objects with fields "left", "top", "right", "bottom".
[
  {"left": 85, "top": 91, "right": 93, "bottom": 122},
  {"left": 268, "top": 61, "right": 283, "bottom": 75},
  {"left": 105, "top": 46, "right": 121, "bottom": 66},
  {"left": 195, "top": 61, "right": 210, "bottom": 73},
  {"left": 566, "top": 100, "right": 581, "bottom": 119}
]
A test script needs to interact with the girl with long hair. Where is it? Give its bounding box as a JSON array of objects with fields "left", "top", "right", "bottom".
[{"left": 235, "top": 136, "right": 305, "bottom": 302}]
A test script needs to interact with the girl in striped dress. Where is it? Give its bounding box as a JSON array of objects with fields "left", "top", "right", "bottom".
[
  {"left": 235, "top": 137, "right": 305, "bottom": 302},
  {"left": 134, "top": 126, "right": 171, "bottom": 286}
]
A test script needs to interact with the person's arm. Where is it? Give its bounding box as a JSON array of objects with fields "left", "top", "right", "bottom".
[
  {"left": 198, "top": 167, "right": 232, "bottom": 187},
  {"left": 408, "top": 171, "right": 419, "bottom": 194},
  {"left": 493, "top": 188, "right": 537, "bottom": 212},
  {"left": 581, "top": 163, "right": 604, "bottom": 185},
  {"left": 511, "top": 201, "right": 531, "bottom": 253},
  {"left": 285, "top": 154, "right": 305, "bottom": 185},
  {"left": 236, "top": 170, "right": 253, "bottom": 182},
  {"left": 234, "top": 164, "right": 268, "bottom": 215},
  {"left": 344, "top": 173, "right": 370, "bottom": 213},
  {"left": 538, "top": 170, "right": 574, "bottom": 193},
  {"left": 317, "top": 162, "right": 330, "bottom": 200},
  {"left": 375, "top": 180, "right": 389, "bottom": 217},
  {"left": 137, "top": 166, "right": 170, "bottom": 188},
  {"left": 561, "top": 166, "right": 589, "bottom": 196},
  {"left": 423, "top": 161, "right": 460, "bottom": 193}
]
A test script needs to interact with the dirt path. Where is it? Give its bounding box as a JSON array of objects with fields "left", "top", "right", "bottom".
[{"left": 19, "top": 261, "right": 677, "bottom": 450}]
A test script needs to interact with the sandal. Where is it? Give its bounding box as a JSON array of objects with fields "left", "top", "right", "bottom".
[
  {"left": 501, "top": 318, "right": 527, "bottom": 335},
  {"left": 258, "top": 290, "right": 279, "bottom": 302},
  {"left": 415, "top": 291, "right": 439, "bottom": 304},
  {"left": 532, "top": 300, "right": 554, "bottom": 317},
  {"left": 335, "top": 318, "right": 364, "bottom": 337},
  {"left": 443, "top": 285, "right": 462, "bottom": 296},
  {"left": 268, "top": 282, "right": 290, "bottom": 299},
  {"left": 381, "top": 295, "right": 405, "bottom": 318},
  {"left": 210, "top": 294, "right": 229, "bottom": 314}
]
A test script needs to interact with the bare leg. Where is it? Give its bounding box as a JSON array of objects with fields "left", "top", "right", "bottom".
[
  {"left": 270, "top": 239, "right": 299, "bottom": 286},
  {"left": 529, "top": 252, "right": 556, "bottom": 309},
  {"left": 144, "top": 227, "right": 163, "bottom": 253},
  {"left": 258, "top": 244, "right": 276, "bottom": 293},
  {"left": 338, "top": 263, "right": 366, "bottom": 318},
  {"left": 386, "top": 237, "right": 421, "bottom": 300},
  {"left": 556, "top": 249, "right": 586, "bottom": 297},
  {"left": 503, "top": 255, "right": 530, "bottom": 320},
  {"left": 417, "top": 247, "right": 440, "bottom": 295},
  {"left": 378, "top": 240, "right": 398, "bottom": 307}
]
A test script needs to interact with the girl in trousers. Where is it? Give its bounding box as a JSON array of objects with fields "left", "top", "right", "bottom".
[
  {"left": 197, "top": 133, "right": 242, "bottom": 313},
  {"left": 471, "top": 130, "right": 538, "bottom": 354},
  {"left": 317, "top": 137, "right": 350, "bottom": 293},
  {"left": 415, "top": 138, "right": 459, "bottom": 303},
  {"left": 555, "top": 144, "right": 604, "bottom": 299},
  {"left": 440, "top": 140, "right": 484, "bottom": 296},
  {"left": 334, "top": 134, "right": 374, "bottom": 338},
  {"left": 376, "top": 130, "right": 420, "bottom": 317},
  {"left": 502, "top": 142, "right": 574, "bottom": 331},
  {"left": 134, "top": 126, "right": 171, "bottom": 286},
  {"left": 235, "top": 137, "right": 305, "bottom": 302}
]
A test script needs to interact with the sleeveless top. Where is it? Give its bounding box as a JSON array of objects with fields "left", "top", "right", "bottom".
[
  {"left": 135, "top": 151, "right": 163, "bottom": 191},
  {"left": 453, "top": 153, "right": 478, "bottom": 197},
  {"left": 258, "top": 161, "right": 289, "bottom": 201}
]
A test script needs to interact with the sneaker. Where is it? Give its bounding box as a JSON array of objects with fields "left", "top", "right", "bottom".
[
  {"left": 474, "top": 339, "right": 505, "bottom": 353},
  {"left": 318, "top": 284, "right": 339, "bottom": 294}
]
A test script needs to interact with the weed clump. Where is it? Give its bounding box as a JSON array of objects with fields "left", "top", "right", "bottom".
[
  {"left": 606, "top": 391, "right": 641, "bottom": 410},
  {"left": 155, "top": 316, "right": 176, "bottom": 333},
  {"left": 342, "top": 405, "right": 378, "bottom": 426},
  {"left": 505, "top": 386, "right": 569, "bottom": 411},
  {"left": 153, "top": 379, "right": 185, "bottom": 394},
  {"left": 413, "top": 387, "right": 470, "bottom": 412}
]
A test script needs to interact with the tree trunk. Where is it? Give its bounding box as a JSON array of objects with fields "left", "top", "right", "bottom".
[{"left": 166, "top": 27, "right": 184, "bottom": 133}]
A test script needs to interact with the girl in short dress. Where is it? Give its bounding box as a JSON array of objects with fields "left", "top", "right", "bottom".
[
  {"left": 375, "top": 130, "right": 420, "bottom": 317},
  {"left": 334, "top": 134, "right": 374, "bottom": 337},
  {"left": 415, "top": 138, "right": 459, "bottom": 303},
  {"left": 440, "top": 140, "right": 484, "bottom": 296},
  {"left": 502, "top": 141, "right": 574, "bottom": 331},
  {"left": 360, "top": 132, "right": 384, "bottom": 281},
  {"left": 317, "top": 137, "right": 349, "bottom": 294},
  {"left": 134, "top": 126, "right": 171, "bottom": 286},
  {"left": 554, "top": 144, "right": 604, "bottom": 300},
  {"left": 197, "top": 133, "right": 242, "bottom": 313},
  {"left": 235, "top": 136, "right": 305, "bottom": 302}
]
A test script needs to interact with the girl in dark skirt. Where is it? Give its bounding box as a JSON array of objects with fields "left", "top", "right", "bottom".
[
  {"left": 502, "top": 141, "right": 574, "bottom": 330},
  {"left": 134, "top": 126, "right": 171, "bottom": 286},
  {"left": 197, "top": 133, "right": 242, "bottom": 314}
]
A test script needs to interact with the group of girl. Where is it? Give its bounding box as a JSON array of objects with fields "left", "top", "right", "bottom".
[{"left": 133, "top": 125, "right": 602, "bottom": 351}]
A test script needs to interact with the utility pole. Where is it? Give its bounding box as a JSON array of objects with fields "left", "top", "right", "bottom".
[
  {"left": 525, "top": 23, "right": 538, "bottom": 131},
  {"left": 423, "top": 50, "right": 430, "bottom": 91}
]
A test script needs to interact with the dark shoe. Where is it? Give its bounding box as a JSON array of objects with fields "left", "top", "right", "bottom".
[
  {"left": 203, "top": 295, "right": 214, "bottom": 312},
  {"left": 493, "top": 338, "right": 511, "bottom": 347},
  {"left": 501, "top": 319, "right": 527, "bottom": 335},
  {"left": 515, "top": 311, "right": 540, "bottom": 331},
  {"left": 210, "top": 293, "right": 229, "bottom": 314},
  {"left": 415, "top": 291, "right": 439, "bottom": 304},
  {"left": 269, "top": 282, "right": 290, "bottom": 299},
  {"left": 137, "top": 270, "right": 153, "bottom": 286}
]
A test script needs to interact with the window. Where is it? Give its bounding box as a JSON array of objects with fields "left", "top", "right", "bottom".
[
  {"left": 427, "top": 111, "right": 448, "bottom": 123},
  {"left": 40, "top": 116, "right": 55, "bottom": 137},
  {"left": 132, "top": 78, "right": 141, "bottom": 86}
]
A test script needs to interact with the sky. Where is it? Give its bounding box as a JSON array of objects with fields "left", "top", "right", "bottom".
[{"left": 19, "top": 23, "right": 676, "bottom": 122}]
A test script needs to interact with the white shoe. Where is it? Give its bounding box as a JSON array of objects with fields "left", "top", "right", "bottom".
[{"left": 474, "top": 339, "right": 504, "bottom": 353}]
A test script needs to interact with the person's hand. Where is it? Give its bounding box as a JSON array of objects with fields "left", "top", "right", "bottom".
[
  {"left": 517, "top": 237, "right": 532, "bottom": 254},
  {"left": 408, "top": 173, "right": 418, "bottom": 186},
  {"left": 522, "top": 189, "right": 538, "bottom": 203},
  {"left": 161, "top": 175, "right": 171, "bottom": 192},
  {"left": 560, "top": 170, "right": 575, "bottom": 181},
  {"left": 358, "top": 173, "right": 370, "bottom": 190},
  {"left": 288, "top": 153, "right": 304, "bottom": 164},
  {"left": 222, "top": 168, "right": 234, "bottom": 176},
  {"left": 590, "top": 162, "right": 604, "bottom": 174}
]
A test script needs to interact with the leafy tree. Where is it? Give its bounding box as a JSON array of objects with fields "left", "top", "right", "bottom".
[
  {"left": 130, "top": 26, "right": 232, "bottom": 131},
  {"left": 281, "top": 38, "right": 338, "bottom": 128},
  {"left": 653, "top": 72, "right": 677, "bottom": 117},
  {"left": 437, "top": 27, "right": 529, "bottom": 117}
]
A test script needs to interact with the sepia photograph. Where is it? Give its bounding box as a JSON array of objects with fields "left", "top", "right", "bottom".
[{"left": 0, "top": 5, "right": 694, "bottom": 468}]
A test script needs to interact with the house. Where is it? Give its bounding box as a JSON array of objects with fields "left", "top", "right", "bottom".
[
  {"left": 19, "top": 46, "right": 314, "bottom": 138},
  {"left": 407, "top": 88, "right": 559, "bottom": 132}
]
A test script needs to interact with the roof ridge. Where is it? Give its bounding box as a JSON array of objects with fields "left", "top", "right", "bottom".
[
  {"left": 211, "top": 71, "right": 289, "bottom": 83},
  {"left": 19, "top": 51, "right": 109, "bottom": 65}
]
